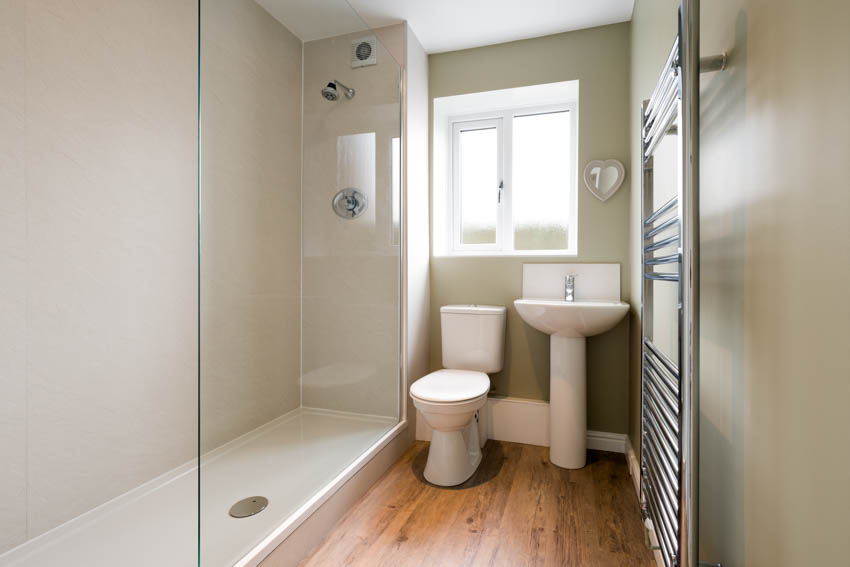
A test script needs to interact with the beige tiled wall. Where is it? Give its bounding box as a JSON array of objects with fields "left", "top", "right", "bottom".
[
  {"left": 0, "top": 0, "right": 27, "bottom": 552},
  {"left": 0, "top": 2, "right": 405, "bottom": 553},
  {"left": 404, "top": 24, "right": 431, "bottom": 439},
  {"left": 300, "top": 25, "right": 403, "bottom": 417},
  {"left": 200, "top": 0, "right": 303, "bottom": 451},
  {"left": 0, "top": 0, "right": 198, "bottom": 549}
]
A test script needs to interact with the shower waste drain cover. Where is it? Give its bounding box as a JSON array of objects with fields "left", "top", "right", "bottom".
[{"left": 229, "top": 496, "right": 268, "bottom": 518}]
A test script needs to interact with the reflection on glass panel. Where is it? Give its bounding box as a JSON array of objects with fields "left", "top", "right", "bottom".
[
  {"left": 392, "top": 137, "right": 400, "bottom": 245},
  {"left": 512, "top": 111, "right": 570, "bottom": 250},
  {"left": 459, "top": 127, "right": 498, "bottom": 245}
]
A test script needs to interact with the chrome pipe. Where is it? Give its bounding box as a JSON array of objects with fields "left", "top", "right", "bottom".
[
  {"left": 645, "top": 254, "right": 680, "bottom": 265},
  {"left": 644, "top": 351, "right": 680, "bottom": 397},
  {"left": 639, "top": 99, "right": 650, "bottom": 522},
  {"left": 644, "top": 97, "right": 679, "bottom": 158},
  {"left": 645, "top": 376, "right": 680, "bottom": 435},
  {"left": 645, "top": 340, "right": 681, "bottom": 378},
  {"left": 644, "top": 403, "right": 680, "bottom": 466},
  {"left": 645, "top": 403, "right": 680, "bottom": 467},
  {"left": 644, "top": 217, "right": 679, "bottom": 239},
  {"left": 643, "top": 452, "right": 679, "bottom": 540},
  {"left": 643, "top": 430, "right": 680, "bottom": 521},
  {"left": 644, "top": 361, "right": 679, "bottom": 414},
  {"left": 680, "top": 2, "right": 700, "bottom": 565},
  {"left": 646, "top": 39, "right": 680, "bottom": 118},
  {"left": 644, "top": 196, "right": 679, "bottom": 226},
  {"left": 644, "top": 234, "right": 680, "bottom": 254},
  {"left": 644, "top": 272, "right": 679, "bottom": 282},
  {"left": 643, "top": 470, "right": 678, "bottom": 560},
  {"left": 700, "top": 53, "right": 727, "bottom": 73},
  {"left": 645, "top": 410, "right": 680, "bottom": 479},
  {"left": 643, "top": 467, "right": 677, "bottom": 542},
  {"left": 646, "top": 75, "right": 679, "bottom": 134},
  {"left": 644, "top": 393, "right": 680, "bottom": 455},
  {"left": 645, "top": 73, "right": 678, "bottom": 133}
]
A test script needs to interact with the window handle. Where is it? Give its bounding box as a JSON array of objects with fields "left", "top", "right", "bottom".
[{"left": 498, "top": 180, "right": 504, "bottom": 203}]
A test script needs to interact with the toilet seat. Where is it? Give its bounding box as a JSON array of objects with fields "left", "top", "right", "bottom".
[
  {"left": 410, "top": 370, "right": 489, "bottom": 486},
  {"left": 409, "top": 369, "right": 489, "bottom": 403}
]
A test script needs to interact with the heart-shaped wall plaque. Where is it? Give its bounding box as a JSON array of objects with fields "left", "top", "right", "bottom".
[{"left": 583, "top": 159, "right": 626, "bottom": 202}]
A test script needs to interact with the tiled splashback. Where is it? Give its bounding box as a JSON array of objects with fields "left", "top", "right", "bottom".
[{"left": 522, "top": 264, "right": 621, "bottom": 301}]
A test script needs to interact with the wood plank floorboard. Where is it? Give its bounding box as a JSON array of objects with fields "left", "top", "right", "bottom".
[{"left": 301, "top": 440, "right": 656, "bottom": 567}]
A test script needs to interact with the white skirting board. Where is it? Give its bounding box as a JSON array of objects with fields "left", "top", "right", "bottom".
[{"left": 415, "top": 396, "right": 628, "bottom": 453}]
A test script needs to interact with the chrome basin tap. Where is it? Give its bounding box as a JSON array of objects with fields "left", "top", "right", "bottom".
[{"left": 564, "top": 275, "right": 576, "bottom": 302}]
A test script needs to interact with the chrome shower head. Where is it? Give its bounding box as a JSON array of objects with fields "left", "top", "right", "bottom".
[
  {"left": 321, "top": 83, "right": 338, "bottom": 101},
  {"left": 321, "top": 80, "right": 354, "bottom": 101}
]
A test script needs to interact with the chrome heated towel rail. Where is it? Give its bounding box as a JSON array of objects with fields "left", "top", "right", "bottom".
[{"left": 639, "top": 3, "right": 701, "bottom": 566}]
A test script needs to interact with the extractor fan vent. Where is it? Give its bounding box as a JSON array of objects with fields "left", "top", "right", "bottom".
[{"left": 351, "top": 36, "right": 377, "bottom": 68}]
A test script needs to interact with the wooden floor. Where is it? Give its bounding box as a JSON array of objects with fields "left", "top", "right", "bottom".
[{"left": 301, "top": 440, "right": 656, "bottom": 567}]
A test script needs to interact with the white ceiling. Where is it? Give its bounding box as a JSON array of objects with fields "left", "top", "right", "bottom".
[
  {"left": 257, "top": 0, "right": 635, "bottom": 53},
  {"left": 255, "top": 0, "right": 372, "bottom": 41},
  {"left": 348, "top": 0, "right": 635, "bottom": 53}
]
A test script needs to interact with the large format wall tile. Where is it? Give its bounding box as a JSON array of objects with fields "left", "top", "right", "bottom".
[
  {"left": 18, "top": 0, "right": 199, "bottom": 540},
  {"left": 0, "top": 0, "right": 28, "bottom": 553},
  {"left": 301, "top": 26, "right": 402, "bottom": 418},
  {"left": 200, "top": 0, "right": 303, "bottom": 451}
]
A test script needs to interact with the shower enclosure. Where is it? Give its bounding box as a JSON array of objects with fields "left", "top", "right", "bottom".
[
  {"left": 198, "top": 0, "right": 403, "bottom": 564},
  {"left": 0, "top": 0, "right": 403, "bottom": 565}
]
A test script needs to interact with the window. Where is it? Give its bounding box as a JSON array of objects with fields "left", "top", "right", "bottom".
[
  {"left": 432, "top": 80, "right": 579, "bottom": 257},
  {"left": 453, "top": 119, "right": 502, "bottom": 248},
  {"left": 433, "top": 82, "right": 579, "bottom": 256},
  {"left": 448, "top": 103, "right": 576, "bottom": 255}
]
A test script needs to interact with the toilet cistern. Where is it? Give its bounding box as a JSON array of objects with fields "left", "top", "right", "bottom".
[{"left": 409, "top": 305, "right": 506, "bottom": 486}]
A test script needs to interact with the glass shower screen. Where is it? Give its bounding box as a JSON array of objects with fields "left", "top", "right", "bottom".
[{"left": 198, "top": 0, "right": 402, "bottom": 564}]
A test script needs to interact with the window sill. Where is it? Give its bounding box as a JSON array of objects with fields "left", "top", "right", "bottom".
[{"left": 433, "top": 250, "right": 578, "bottom": 259}]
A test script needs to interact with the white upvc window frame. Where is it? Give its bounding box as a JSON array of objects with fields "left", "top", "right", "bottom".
[
  {"left": 447, "top": 101, "right": 578, "bottom": 256},
  {"left": 451, "top": 117, "right": 504, "bottom": 252}
]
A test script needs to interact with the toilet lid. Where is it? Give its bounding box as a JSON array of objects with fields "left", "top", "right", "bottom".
[{"left": 409, "top": 369, "right": 490, "bottom": 403}]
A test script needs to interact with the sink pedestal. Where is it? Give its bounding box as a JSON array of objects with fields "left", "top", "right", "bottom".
[
  {"left": 513, "top": 298, "right": 629, "bottom": 470},
  {"left": 549, "top": 335, "right": 586, "bottom": 469}
]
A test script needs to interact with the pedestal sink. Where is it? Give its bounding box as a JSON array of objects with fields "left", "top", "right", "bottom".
[{"left": 514, "top": 299, "right": 629, "bottom": 469}]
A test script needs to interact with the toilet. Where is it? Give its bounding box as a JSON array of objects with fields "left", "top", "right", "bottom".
[{"left": 410, "top": 305, "right": 506, "bottom": 486}]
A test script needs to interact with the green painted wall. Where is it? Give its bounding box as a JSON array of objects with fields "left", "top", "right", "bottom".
[
  {"left": 627, "top": 0, "right": 680, "bottom": 465},
  {"left": 429, "top": 23, "right": 632, "bottom": 434}
]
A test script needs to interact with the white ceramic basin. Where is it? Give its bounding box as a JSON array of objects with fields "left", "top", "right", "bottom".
[
  {"left": 513, "top": 299, "right": 630, "bottom": 338},
  {"left": 513, "top": 298, "right": 630, "bottom": 469}
]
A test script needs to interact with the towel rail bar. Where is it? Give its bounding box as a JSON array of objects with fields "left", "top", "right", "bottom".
[
  {"left": 644, "top": 197, "right": 679, "bottom": 226},
  {"left": 643, "top": 430, "right": 679, "bottom": 521},
  {"left": 644, "top": 217, "right": 679, "bottom": 239},
  {"left": 644, "top": 272, "right": 679, "bottom": 282}
]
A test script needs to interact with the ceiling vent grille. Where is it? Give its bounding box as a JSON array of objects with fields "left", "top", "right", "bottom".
[{"left": 351, "top": 36, "right": 377, "bottom": 68}]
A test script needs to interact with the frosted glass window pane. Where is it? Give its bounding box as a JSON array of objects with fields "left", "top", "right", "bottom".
[
  {"left": 512, "top": 111, "right": 570, "bottom": 250},
  {"left": 459, "top": 127, "right": 498, "bottom": 245}
]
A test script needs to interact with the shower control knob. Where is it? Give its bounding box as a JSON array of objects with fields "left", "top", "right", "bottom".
[{"left": 332, "top": 188, "right": 368, "bottom": 219}]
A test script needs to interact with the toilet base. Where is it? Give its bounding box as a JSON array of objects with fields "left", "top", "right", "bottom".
[{"left": 424, "top": 417, "right": 481, "bottom": 486}]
